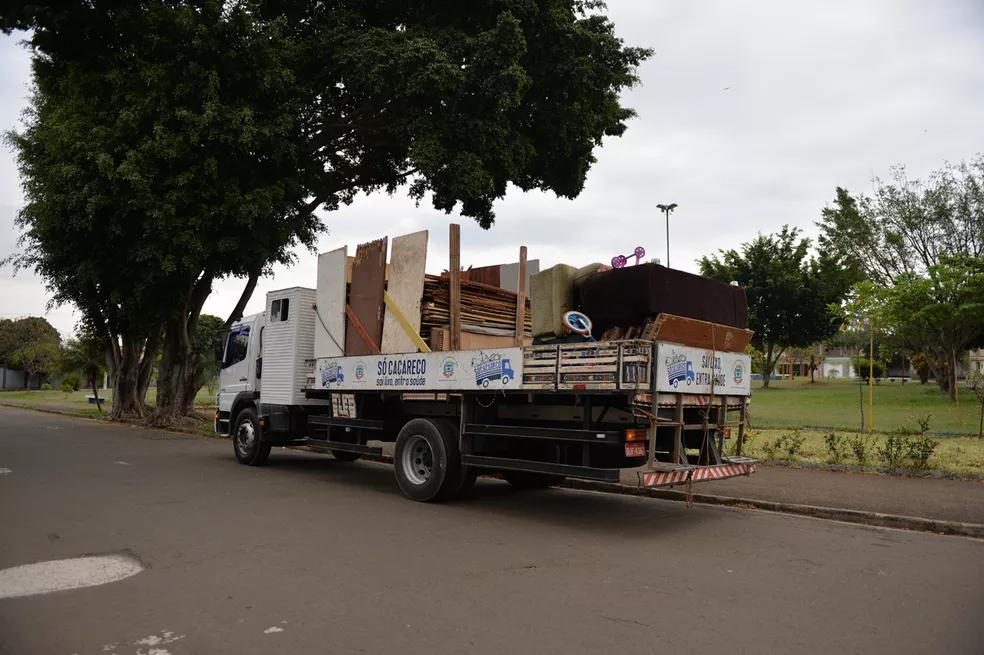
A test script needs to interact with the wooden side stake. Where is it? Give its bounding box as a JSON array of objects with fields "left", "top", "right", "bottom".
[
  {"left": 514, "top": 245, "right": 527, "bottom": 347},
  {"left": 449, "top": 223, "right": 461, "bottom": 351}
]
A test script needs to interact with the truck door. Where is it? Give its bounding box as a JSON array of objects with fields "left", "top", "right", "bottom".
[{"left": 220, "top": 323, "right": 254, "bottom": 397}]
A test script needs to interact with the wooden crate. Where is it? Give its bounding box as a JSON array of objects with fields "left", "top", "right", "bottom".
[{"left": 522, "top": 345, "right": 559, "bottom": 389}]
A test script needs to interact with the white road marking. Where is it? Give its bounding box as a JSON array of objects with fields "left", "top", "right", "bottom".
[
  {"left": 115, "top": 461, "right": 131, "bottom": 466},
  {"left": 264, "top": 626, "right": 284, "bottom": 634},
  {"left": 0, "top": 554, "right": 144, "bottom": 599},
  {"left": 0, "top": 468, "right": 11, "bottom": 476}
]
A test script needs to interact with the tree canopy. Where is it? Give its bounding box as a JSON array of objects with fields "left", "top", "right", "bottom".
[
  {"left": 818, "top": 157, "right": 984, "bottom": 285},
  {"left": 699, "top": 226, "right": 856, "bottom": 387},
  {"left": 0, "top": 316, "right": 62, "bottom": 387},
  {"left": 4, "top": 1, "right": 651, "bottom": 420}
]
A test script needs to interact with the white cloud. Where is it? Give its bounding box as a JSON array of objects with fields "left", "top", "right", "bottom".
[{"left": 1, "top": 0, "right": 983, "bottom": 335}]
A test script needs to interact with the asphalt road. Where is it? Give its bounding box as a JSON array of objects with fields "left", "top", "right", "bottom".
[{"left": 1, "top": 406, "right": 982, "bottom": 655}]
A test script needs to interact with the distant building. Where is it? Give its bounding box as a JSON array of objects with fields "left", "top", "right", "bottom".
[{"left": 970, "top": 349, "right": 984, "bottom": 376}]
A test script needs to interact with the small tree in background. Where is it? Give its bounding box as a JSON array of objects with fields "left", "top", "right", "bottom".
[
  {"left": 700, "top": 226, "right": 857, "bottom": 388},
  {"left": 59, "top": 330, "right": 107, "bottom": 412}
]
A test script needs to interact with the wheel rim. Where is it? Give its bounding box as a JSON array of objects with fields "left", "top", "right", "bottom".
[
  {"left": 236, "top": 420, "right": 255, "bottom": 455},
  {"left": 402, "top": 434, "right": 433, "bottom": 485}
]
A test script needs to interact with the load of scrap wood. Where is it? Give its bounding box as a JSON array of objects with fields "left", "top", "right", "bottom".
[{"left": 329, "top": 226, "right": 752, "bottom": 357}]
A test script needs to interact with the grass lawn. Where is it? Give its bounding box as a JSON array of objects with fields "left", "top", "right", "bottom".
[
  {"left": 749, "top": 378, "right": 983, "bottom": 436},
  {"left": 0, "top": 387, "right": 216, "bottom": 409}
]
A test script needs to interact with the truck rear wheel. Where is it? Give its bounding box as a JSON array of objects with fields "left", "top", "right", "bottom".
[
  {"left": 233, "top": 408, "right": 271, "bottom": 466},
  {"left": 394, "top": 418, "right": 464, "bottom": 502}
]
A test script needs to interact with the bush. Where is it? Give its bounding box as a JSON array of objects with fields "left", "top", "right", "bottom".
[
  {"left": 824, "top": 432, "right": 847, "bottom": 464},
  {"left": 878, "top": 431, "right": 909, "bottom": 468},
  {"left": 59, "top": 372, "right": 82, "bottom": 394},
  {"left": 848, "top": 433, "right": 875, "bottom": 466},
  {"left": 40, "top": 383, "right": 53, "bottom": 391},
  {"left": 905, "top": 436, "right": 938, "bottom": 471},
  {"left": 761, "top": 429, "right": 806, "bottom": 460}
]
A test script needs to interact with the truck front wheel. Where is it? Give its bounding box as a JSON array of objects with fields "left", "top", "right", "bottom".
[
  {"left": 394, "top": 418, "right": 464, "bottom": 502},
  {"left": 233, "top": 408, "right": 271, "bottom": 466}
]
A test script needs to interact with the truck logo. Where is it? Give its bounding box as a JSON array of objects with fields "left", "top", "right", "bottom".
[
  {"left": 474, "top": 356, "right": 514, "bottom": 388},
  {"left": 665, "top": 354, "right": 695, "bottom": 388},
  {"left": 320, "top": 364, "right": 345, "bottom": 387},
  {"left": 441, "top": 358, "right": 457, "bottom": 379},
  {"left": 732, "top": 362, "right": 744, "bottom": 385}
]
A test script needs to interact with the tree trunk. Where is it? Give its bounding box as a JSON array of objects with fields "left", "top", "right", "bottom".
[
  {"left": 948, "top": 350, "right": 958, "bottom": 402},
  {"left": 110, "top": 336, "right": 149, "bottom": 419},
  {"left": 152, "top": 316, "right": 193, "bottom": 426},
  {"left": 90, "top": 374, "right": 102, "bottom": 413}
]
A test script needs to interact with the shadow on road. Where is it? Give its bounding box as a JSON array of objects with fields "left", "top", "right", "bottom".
[{"left": 208, "top": 446, "right": 720, "bottom": 539}]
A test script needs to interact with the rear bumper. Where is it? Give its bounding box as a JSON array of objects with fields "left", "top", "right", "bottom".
[{"left": 639, "top": 459, "right": 757, "bottom": 488}]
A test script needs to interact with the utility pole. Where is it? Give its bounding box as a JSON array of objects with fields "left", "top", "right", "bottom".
[{"left": 656, "top": 203, "right": 677, "bottom": 268}]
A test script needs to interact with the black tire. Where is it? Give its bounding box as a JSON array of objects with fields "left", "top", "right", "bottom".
[
  {"left": 393, "top": 418, "right": 463, "bottom": 502},
  {"left": 331, "top": 450, "right": 362, "bottom": 462},
  {"left": 503, "top": 471, "right": 563, "bottom": 490},
  {"left": 233, "top": 408, "right": 271, "bottom": 466}
]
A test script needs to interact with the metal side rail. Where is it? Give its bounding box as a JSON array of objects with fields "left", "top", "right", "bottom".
[
  {"left": 639, "top": 458, "right": 757, "bottom": 488},
  {"left": 461, "top": 455, "right": 621, "bottom": 482},
  {"left": 305, "top": 439, "right": 384, "bottom": 457}
]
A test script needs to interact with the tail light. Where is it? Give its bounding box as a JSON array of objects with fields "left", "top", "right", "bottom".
[{"left": 624, "top": 428, "right": 648, "bottom": 442}]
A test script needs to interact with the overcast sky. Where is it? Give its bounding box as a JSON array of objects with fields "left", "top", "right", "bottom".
[{"left": 2, "top": 0, "right": 983, "bottom": 338}]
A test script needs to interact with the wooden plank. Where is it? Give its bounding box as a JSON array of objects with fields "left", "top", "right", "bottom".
[
  {"left": 346, "top": 304, "right": 381, "bottom": 354},
  {"left": 314, "top": 246, "right": 346, "bottom": 359},
  {"left": 463, "top": 264, "right": 501, "bottom": 287},
  {"left": 383, "top": 292, "right": 431, "bottom": 353},
  {"left": 646, "top": 313, "right": 754, "bottom": 353},
  {"left": 514, "top": 246, "right": 527, "bottom": 347},
  {"left": 449, "top": 224, "right": 461, "bottom": 350},
  {"left": 381, "top": 230, "right": 428, "bottom": 353},
  {"left": 345, "top": 237, "right": 387, "bottom": 356}
]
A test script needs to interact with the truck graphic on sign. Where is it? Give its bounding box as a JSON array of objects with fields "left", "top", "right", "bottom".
[
  {"left": 320, "top": 364, "right": 345, "bottom": 387},
  {"left": 666, "top": 358, "right": 695, "bottom": 388},
  {"left": 474, "top": 357, "right": 515, "bottom": 388}
]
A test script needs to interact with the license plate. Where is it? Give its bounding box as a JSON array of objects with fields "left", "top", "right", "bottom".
[
  {"left": 331, "top": 393, "right": 356, "bottom": 418},
  {"left": 624, "top": 443, "right": 646, "bottom": 458}
]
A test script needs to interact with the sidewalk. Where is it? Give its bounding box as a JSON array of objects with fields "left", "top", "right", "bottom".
[{"left": 619, "top": 464, "right": 984, "bottom": 525}]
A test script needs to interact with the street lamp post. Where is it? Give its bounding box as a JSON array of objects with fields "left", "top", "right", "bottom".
[{"left": 656, "top": 203, "right": 677, "bottom": 268}]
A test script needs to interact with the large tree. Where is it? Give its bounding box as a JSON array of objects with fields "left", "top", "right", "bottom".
[
  {"left": 5, "top": 1, "right": 651, "bottom": 422},
  {"left": 818, "top": 157, "right": 984, "bottom": 285},
  {"left": 699, "top": 226, "right": 856, "bottom": 388}
]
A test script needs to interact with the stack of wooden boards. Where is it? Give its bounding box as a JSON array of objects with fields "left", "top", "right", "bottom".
[
  {"left": 422, "top": 275, "right": 532, "bottom": 350},
  {"left": 314, "top": 227, "right": 533, "bottom": 359}
]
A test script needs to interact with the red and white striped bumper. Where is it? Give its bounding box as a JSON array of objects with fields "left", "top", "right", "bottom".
[{"left": 640, "top": 461, "right": 756, "bottom": 488}]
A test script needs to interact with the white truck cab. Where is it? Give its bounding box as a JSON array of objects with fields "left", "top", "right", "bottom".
[{"left": 215, "top": 312, "right": 262, "bottom": 436}]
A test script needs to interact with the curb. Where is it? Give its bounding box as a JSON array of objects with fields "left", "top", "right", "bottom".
[
  {"left": 559, "top": 478, "right": 984, "bottom": 539},
  {"left": 4, "top": 402, "right": 982, "bottom": 539}
]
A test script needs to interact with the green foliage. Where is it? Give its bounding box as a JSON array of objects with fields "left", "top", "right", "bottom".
[
  {"left": 40, "top": 383, "right": 53, "bottom": 391},
  {"left": 878, "top": 431, "right": 909, "bottom": 467},
  {"left": 905, "top": 436, "right": 938, "bottom": 470},
  {"left": 851, "top": 356, "right": 885, "bottom": 380},
  {"left": 761, "top": 429, "right": 806, "bottom": 460},
  {"left": 60, "top": 372, "right": 81, "bottom": 394},
  {"left": 823, "top": 432, "right": 847, "bottom": 464},
  {"left": 700, "top": 226, "right": 857, "bottom": 385},
  {"left": 5, "top": 1, "right": 651, "bottom": 419},
  {"left": 59, "top": 329, "right": 107, "bottom": 390},
  {"left": 848, "top": 433, "right": 876, "bottom": 466},
  {"left": 818, "top": 159, "right": 984, "bottom": 286}
]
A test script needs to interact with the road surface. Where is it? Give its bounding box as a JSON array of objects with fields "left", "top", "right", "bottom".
[{"left": 1, "top": 405, "right": 982, "bottom": 654}]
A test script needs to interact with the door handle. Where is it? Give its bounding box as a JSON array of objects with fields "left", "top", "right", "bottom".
[{"left": 239, "top": 377, "right": 248, "bottom": 382}]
